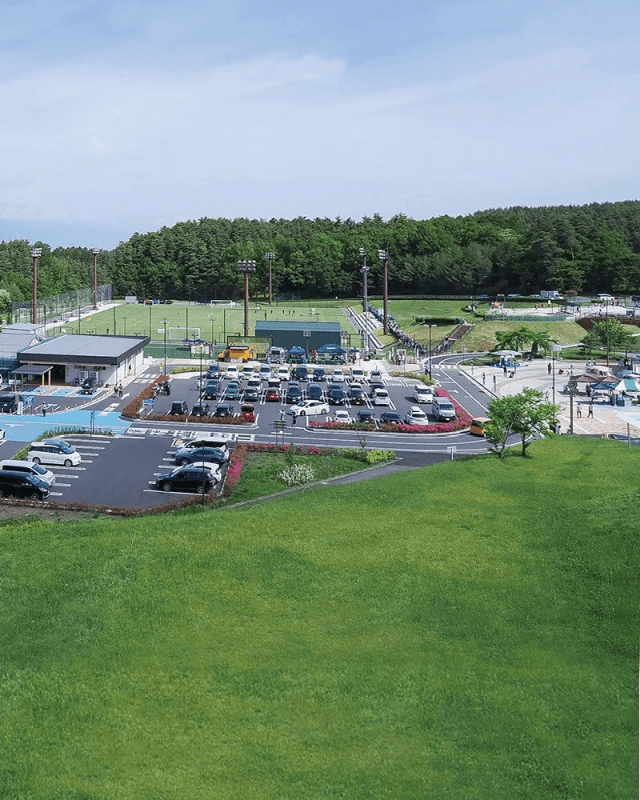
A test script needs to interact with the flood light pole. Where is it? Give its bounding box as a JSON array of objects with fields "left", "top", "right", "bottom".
[
  {"left": 359, "top": 248, "right": 369, "bottom": 355},
  {"left": 31, "top": 247, "right": 42, "bottom": 324},
  {"left": 237, "top": 260, "right": 256, "bottom": 337},
  {"left": 378, "top": 248, "right": 389, "bottom": 336},
  {"left": 92, "top": 248, "right": 101, "bottom": 309},
  {"left": 265, "top": 252, "right": 275, "bottom": 305}
]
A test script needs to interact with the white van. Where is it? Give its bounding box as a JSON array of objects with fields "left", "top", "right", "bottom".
[
  {"left": 27, "top": 439, "right": 82, "bottom": 467},
  {"left": 413, "top": 385, "right": 434, "bottom": 403},
  {"left": 0, "top": 459, "right": 55, "bottom": 485},
  {"left": 432, "top": 396, "right": 456, "bottom": 421},
  {"left": 372, "top": 388, "right": 391, "bottom": 406}
]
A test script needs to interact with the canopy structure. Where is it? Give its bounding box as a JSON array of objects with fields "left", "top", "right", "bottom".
[
  {"left": 492, "top": 349, "right": 522, "bottom": 357},
  {"left": 317, "top": 343, "right": 346, "bottom": 354},
  {"left": 288, "top": 346, "right": 306, "bottom": 355}
]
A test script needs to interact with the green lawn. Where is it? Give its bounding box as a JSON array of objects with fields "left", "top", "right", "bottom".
[{"left": 0, "top": 437, "right": 637, "bottom": 799}]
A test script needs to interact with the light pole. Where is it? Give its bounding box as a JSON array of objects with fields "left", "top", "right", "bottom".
[
  {"left": 237, "top": 260, "right": 256, "bottom": 337},
  {"left": 31, "top": 247, "right": 42, "bottom": 324},
  {"left": 162, "top": 319, "right": 170, "bottom": 376},
  {"left": 208, "top": 313, "right": 215, "bottom": 349},
  {"left": 92, "top": 248, "right": 101, "bottom": 309},
  {"left": 378, "top": 248, "right": 389, "bottom": 336},
  {"left": 359, "top": 248, "right": 369, "bottom": 355},
  {"left": 428, "top": 324, "right": 436, "bottom": 379},
  {"left": 265, "top": 252, "right": 275, "bottom": 305},
  {"left": 604, "top": 297, "right": 610, "bottom": 367},
  {"left": 551, "top": 344, "right": 561, "bottom": 406}
]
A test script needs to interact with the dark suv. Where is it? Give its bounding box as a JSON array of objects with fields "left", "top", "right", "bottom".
[
  {"left": 155, "top": 466, "right": 219, "bottom": 494},
  {"left": 0, "top": 471, "right": 50, "bottom": 501},
  {"left": 169, "top": 401, "right": 189, "bottom": 415},
  {"left": 80, "top": 377, "right": 97, "bottom": 394},
  {"left": 328, "top": 386, "right": 346, "bottom": 405},
  {"left": 0, "top": 395, "right": 19, "bottom": 413}
]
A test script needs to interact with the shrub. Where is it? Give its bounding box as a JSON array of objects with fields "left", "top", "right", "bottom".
[
  {"left": 365, "top": 449, "right": 395, "bottom": 465},
  {"left": 277, "top": 464, "right": 316, "bottom": 487}
]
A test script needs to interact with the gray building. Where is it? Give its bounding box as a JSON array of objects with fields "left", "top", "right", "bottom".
[
  {"left": 255, "top": 321, "right": 341, "bottom": 351},
  {"left": 16, "top": 334, "right": 150, "bottom": 387}
]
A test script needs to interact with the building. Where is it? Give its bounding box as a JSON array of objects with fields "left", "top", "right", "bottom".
[
  {"left": 15, "top": 334, "right": 150, "bottom": 387},
  {"left": 255, "top": 321, "right": 342, "bottom": 351}
]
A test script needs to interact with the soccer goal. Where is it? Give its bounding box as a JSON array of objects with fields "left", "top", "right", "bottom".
[{"left": 168, "top": 327, "right": 201, "bottom": 341}]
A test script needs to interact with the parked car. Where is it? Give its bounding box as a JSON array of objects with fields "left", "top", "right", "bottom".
[
  {"left": 369, "top": 380, "right": 385, "bottom": 395},
  {"left": 285, "top": 383, "right": 303, "bottom": 403},
  {"left": 331, "top": 369, "right": 345, "bottom": 383},
  {"left": 80, "top": 377, "right": 97, "bottom": 394},
  {"left": 259, "top": 364, "right": 272, "bottom": 380},
  {"left": 372, "top": 388, "right": 391, "bottom": 406},
  {"left": 0, "top": 395, "right": 18, "bottom": 413},
  {"left": 350, "top": 368, "right": 365, "bottom": 382},
  {"left": 380, "top": 410, "right": 402, "bottom": 425},
  {"left": 242, "top": 366, "right": 254, "bottom": 380},
  {"left": 469, "top": 417, "right": 490, "bottom": 436},
  {"left": 203, "top": 381, "right": 219, "bottom": 400},
  {"left": 277, "top": 366, "right": 291, "bottom": 382},
  {"left": 175, "top": 446, "right": 228, "bottom": 466},
  {"left": 369, "top": 370, "right": 383, "bottom": 383},
  {"left": 169, "top": 400, "right": 189, "bottom": 415},
  {"left": 349, "top": 385, "right": 366, "bottom": 404},
  {"left": 213, "top": 403, "right": 234, "bottom": 417},
  {"left": 289, "top": 400, "right": 330, "bottom": 417},
  {"left": 0, "top": 459, "right": 55, "bottom": 485},
  {"left": 191, "top": 402, "right": 211, "bottom": 417},
  {"left": 246, "top": 377, "right": 261, "bottom": 391},
  {"left": 155, "top": 465, "right": 220, "bottom": 494},
  {"left": 181, "top": 435, "right": 234, "bottom": 453},
  {"left": 265, "top": 387, "right": 280, "bottom": 402},
  {"left": 432, "top": 396, "right": 456, "bottom": 421},
  {"left": 28, "top": 439, "right": 81, "bottom": 467},
  {"left": 306, "top": 382, "right": 323, "bottom": 400},
  {"left": 405, "top": 406, "right": 428, "bottom": 425},
  {"left": 327, "top": 386, "right": 346, "bottom": 405},
  {"left": 293, "top": 365, "right": 309, "bottom": 381},
  {"left": 206, "top": 364, "right": 220, "bottom": 379},
  {"left": 225, "top": 365, "right": 240, "bottom": 380},
  {"left": 413, "top": 385, "right": 434, "bottom": 403},
  {"left": 313, "top": 368, "right": 326, "bottom": 382},
  {"left": 333, "top": 409, "right": 353, "bottom": 423},
  {"left": 243, "top": 387, "right": 259, "bottom": 402},
  {"left": 0, "top": 471, "right": 50, "bottom": 501},
  {"left": 357, "top": 408, "right": 375, "bottom": 424},
  {"left": 224, "top": 382, "right": 241, "bottom": 401}
]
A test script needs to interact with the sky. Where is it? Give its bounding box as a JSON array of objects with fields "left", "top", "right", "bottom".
[{"left": 1, "top": 0, "right": 638, "bottom": 250}]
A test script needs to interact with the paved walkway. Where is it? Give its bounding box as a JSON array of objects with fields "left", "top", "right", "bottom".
[{"left": 460, "top": 360, "right": 640, "bottom": 437}]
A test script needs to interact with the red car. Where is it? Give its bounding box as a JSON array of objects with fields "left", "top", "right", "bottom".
[{"left": 266, "top": 387, "right": 280, "bottom": 402}]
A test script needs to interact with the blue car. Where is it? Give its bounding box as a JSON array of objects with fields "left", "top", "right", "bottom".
[{"left": 225, "top": 382, "right": 241, "bottom": 400}]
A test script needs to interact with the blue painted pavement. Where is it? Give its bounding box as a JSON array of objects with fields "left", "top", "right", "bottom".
[{"left": 0, "top": 410, "right": 133, "bottom": 442}]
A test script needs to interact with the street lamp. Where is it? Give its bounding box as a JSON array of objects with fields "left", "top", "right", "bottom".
[
  {"left": 359, "top": 248, "right": 369, "bottom": 355},
  {"left": 162, "top": 319, "right": 170, "bottom": 376},
  {"left": 237, "top": 260, "right": 256, "bottom": 337},
  {"left": 427, "top": 324, "right": 436, "bottom": 379},
  {"left": 550, "top": 344, "right": 562, "bottom": 406},
  {"left": 31, "top": 247, "right": 42, "bottom": 324},
  {"left": 92, "top": 248, "right": 101, "bottom": 309},
  {"left": 265, "top": 252, "right": 275, "bottom": 305},
  {"left": 378, "top": 248, "right": 389, "bottom": 336}
]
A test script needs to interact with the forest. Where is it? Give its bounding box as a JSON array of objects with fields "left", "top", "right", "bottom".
[{"left": 1, "top": 201, "right": 639, "bottom": 312}]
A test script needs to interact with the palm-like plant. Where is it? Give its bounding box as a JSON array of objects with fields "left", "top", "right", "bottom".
[{"left": 528, "top": 329, "right": 556, "bottom": 356}]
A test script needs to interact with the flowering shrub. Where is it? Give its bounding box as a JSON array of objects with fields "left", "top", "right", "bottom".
[
  {"left": 365, "top": 449, "right": 395, "bottom": 464},
  {"left": 277, "top": 464, "right": 316, "bottom": 487}
]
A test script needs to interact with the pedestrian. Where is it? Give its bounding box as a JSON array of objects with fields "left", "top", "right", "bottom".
[
  {"left": 548, "top": 362, "right": 552, "bottom": 375},
  {"left": 482, "top": 372, "right": 486, "bottom": 385},
  {"left": 555, "top": 421, "right": 561, "bottom": 435},
  {"left": 291, "top": 414, "right": 297, "bottom": 427},
  {"left": 118, "top": 383, "right": 123, "bottom": 397},
  {"left": 588, "top": 402, "right": 594, "bottom": 418},
  {"left": 503, "top": 365, "right": 507, "bottom": 375},
  {"left": 279, "top": 409, "right": 284, "bottom": 421},
  {"left": 42, "top": 403, "right": 47, "bottom": 417},
  {"left": 576, "top": 404, "right": 581, "bottom": 417},
  {"left": 493, "top": 375, "right": 497, "bottom": 386}
]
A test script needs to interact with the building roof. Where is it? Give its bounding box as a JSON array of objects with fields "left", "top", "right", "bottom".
[
  {"left": 18, "top": 334, "right": 150, "bottom": 366},
  {"left": 0, "top": 333, "right": 40, "bottom": 356},
  {"left": 255, "top": 321, "right": 340, "bottom": 332}
]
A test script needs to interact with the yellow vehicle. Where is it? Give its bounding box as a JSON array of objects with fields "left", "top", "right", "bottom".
[
  {"left": 218, "top": 344, "right": 257, "bottom": 362},
  {"left": 469, "top": 416, "right": 490, "bottom": 436}
]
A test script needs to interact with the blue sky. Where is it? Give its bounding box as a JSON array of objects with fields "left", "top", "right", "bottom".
[{"left": 1, "top": 0, "right": 638, "bottom": 249}]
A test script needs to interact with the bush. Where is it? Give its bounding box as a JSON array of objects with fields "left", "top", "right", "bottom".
[
  {"left": 277, "top": 463, "right": 316, "bottom": 487},
  {"left": 365, "top": 449, "right": 395, "bottom": 465}
]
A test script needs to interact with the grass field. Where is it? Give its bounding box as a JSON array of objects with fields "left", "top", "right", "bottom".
[{"left": 0, "top": 437, "right": 637, "bottom": 799}]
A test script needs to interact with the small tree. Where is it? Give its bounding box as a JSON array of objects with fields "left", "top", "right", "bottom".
[{"left": 485, "top": 388, "right": 559, "bottom": 457}]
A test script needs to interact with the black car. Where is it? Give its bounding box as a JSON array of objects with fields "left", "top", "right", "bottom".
[
  {"left": 327, "top": 386, "right": 346, "bottom": 405},
  {"left": 369, "top": 381, "right": 385, "bottom": 395},
  {"left": 175, "top": 446, "right": 228, "bottom": 467},
  {"left": 380, "top": 410, "right": 402, "bottom": 425},
  {"left": 293, "top": 366, "right": 309, "bottom": 381},
  {"left": 313, "top": 368, "right": 326, "bottom": 382},
  {"left": 349, "top": 386, "right": 366, "bottom": 404},
  {"left": 203, "top": 381, "right": 219, "bottom": 400},
  {"left": 0, "top": 471, "right": 50, "bottom": 501},
  {"left": 357, "top": 409, "right": 375, "bottom": 424},
  {"left": 213, "top": 403, "right": 234, "bottom": 417},
  {"left": 155, "top": 466, "right": 218, "bottom": 494},
  {"left": 306, "top": 383, "right": 323, "bottom": 400},
  {"left": 206, "top": 364, "right": 221, "bottom": 379},
  {"left": 0, "top": 394, "right": 19, "bottom": 413},
  {"left": 285, "top": 383, "right": 303, "bottom": 404},
  {"left": 191, "top": 402, "right": 211, "bottom": 417},
  {"left": 169, "top": 400, "right": 189, "bottom": 415},
  {"left": 80, "top": 377, "right": 97, "bottom": 394}
]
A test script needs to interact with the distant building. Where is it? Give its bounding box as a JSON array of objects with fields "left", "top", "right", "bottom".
[{"left": 255, "top": 321, "right": 341, "bottom": 351}]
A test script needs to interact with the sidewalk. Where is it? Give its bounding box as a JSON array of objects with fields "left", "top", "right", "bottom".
[{"left": 460, "top": 360, "right": 640, "bottom": 438}]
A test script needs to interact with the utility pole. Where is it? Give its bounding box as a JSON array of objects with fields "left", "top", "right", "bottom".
[
  {"left": 265, "top": 252, "right": 275, "bottom": 305},
  {"left": 31, "top": 247, "right": 42, "bottom": 324},
  {"left": 378, "top": 248, "right": 389, "bottom": 336},
  {"left": 92, "top": 248, "right": 101, "bottom": 309},
  {"left": 359, "top": 248, "right": 369, "bottom": 355}
]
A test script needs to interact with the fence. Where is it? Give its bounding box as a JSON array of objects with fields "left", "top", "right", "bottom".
[
  {"left": 484, "top": 313, "right": 567, "bottom": 323},
  {"left": 11, "top": 284, "right": 113, "bottom": 325}
]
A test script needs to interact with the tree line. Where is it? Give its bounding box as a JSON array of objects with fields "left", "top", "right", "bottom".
[{"left": 1, "top": 201, "right": 639, "bottom": 313}]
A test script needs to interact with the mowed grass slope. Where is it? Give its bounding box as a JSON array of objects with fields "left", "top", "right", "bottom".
[{"left": 0, "top": 438, "right": 637, "bottom": 799}]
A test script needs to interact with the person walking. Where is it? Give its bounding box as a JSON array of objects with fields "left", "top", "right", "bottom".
[
  {"left": 548, "top": 362, "right": 552, "bottom": 375},
  {"left": 482, "top": 372, "right": 486, "bottom": 385},
  {"left": 588, "top": 402, "right": 594, "bottom": 418},
  {"left": 279, "top": 409, "right": 285, "bottom": 421},
  {"left": 576, "top": 404, "right": 581, "bottom": 418},
  {"left": 42, "top": 403, "right": 47, "bottom": 417}
]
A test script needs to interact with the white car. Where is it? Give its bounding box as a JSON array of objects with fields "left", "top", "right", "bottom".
[
  {"left": 277, "top": 366, "right": 291, "bottom": 382},
  {"left": 405, "top": 406, "right": 428, "bottom": 425},
  {"left": 27, "top": 439, "right": 82, "bottom": 467},
  {"left": 289, "top": 400, "right": 330, "bottom": 417},
  {"left": 333, "top": 409, "right": 353, "bottom": 423},
  {"left": 225, "top": 365, "right": 240, "bottom": 380},
  {"left": 331, "top": 369, "right": 345, "bottom": 383},
  {"left": 372, "top": 388, "right": 391, "bottom": 406},
  {"left": 413, "top": 385, "right": 434, "bottom": 403},
  {"left": 350, "top": 368, "right": 365, "bottom": 382},
  {"left": 259, "top": 364, "right": 271, "bottom": 380}
]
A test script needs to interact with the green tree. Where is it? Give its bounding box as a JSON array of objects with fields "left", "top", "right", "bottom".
[
  {"left": 494, "top": 326, "right": 532, "bottom": 352},
  {"left": 584, "top": 319, "right": 636, "bottom": 358},
  {"left": 485, "top": 388, "right": 559, "bottom": 458},
  {"left": 528, "top": 328, "right": 556, "bottom": 356}
]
